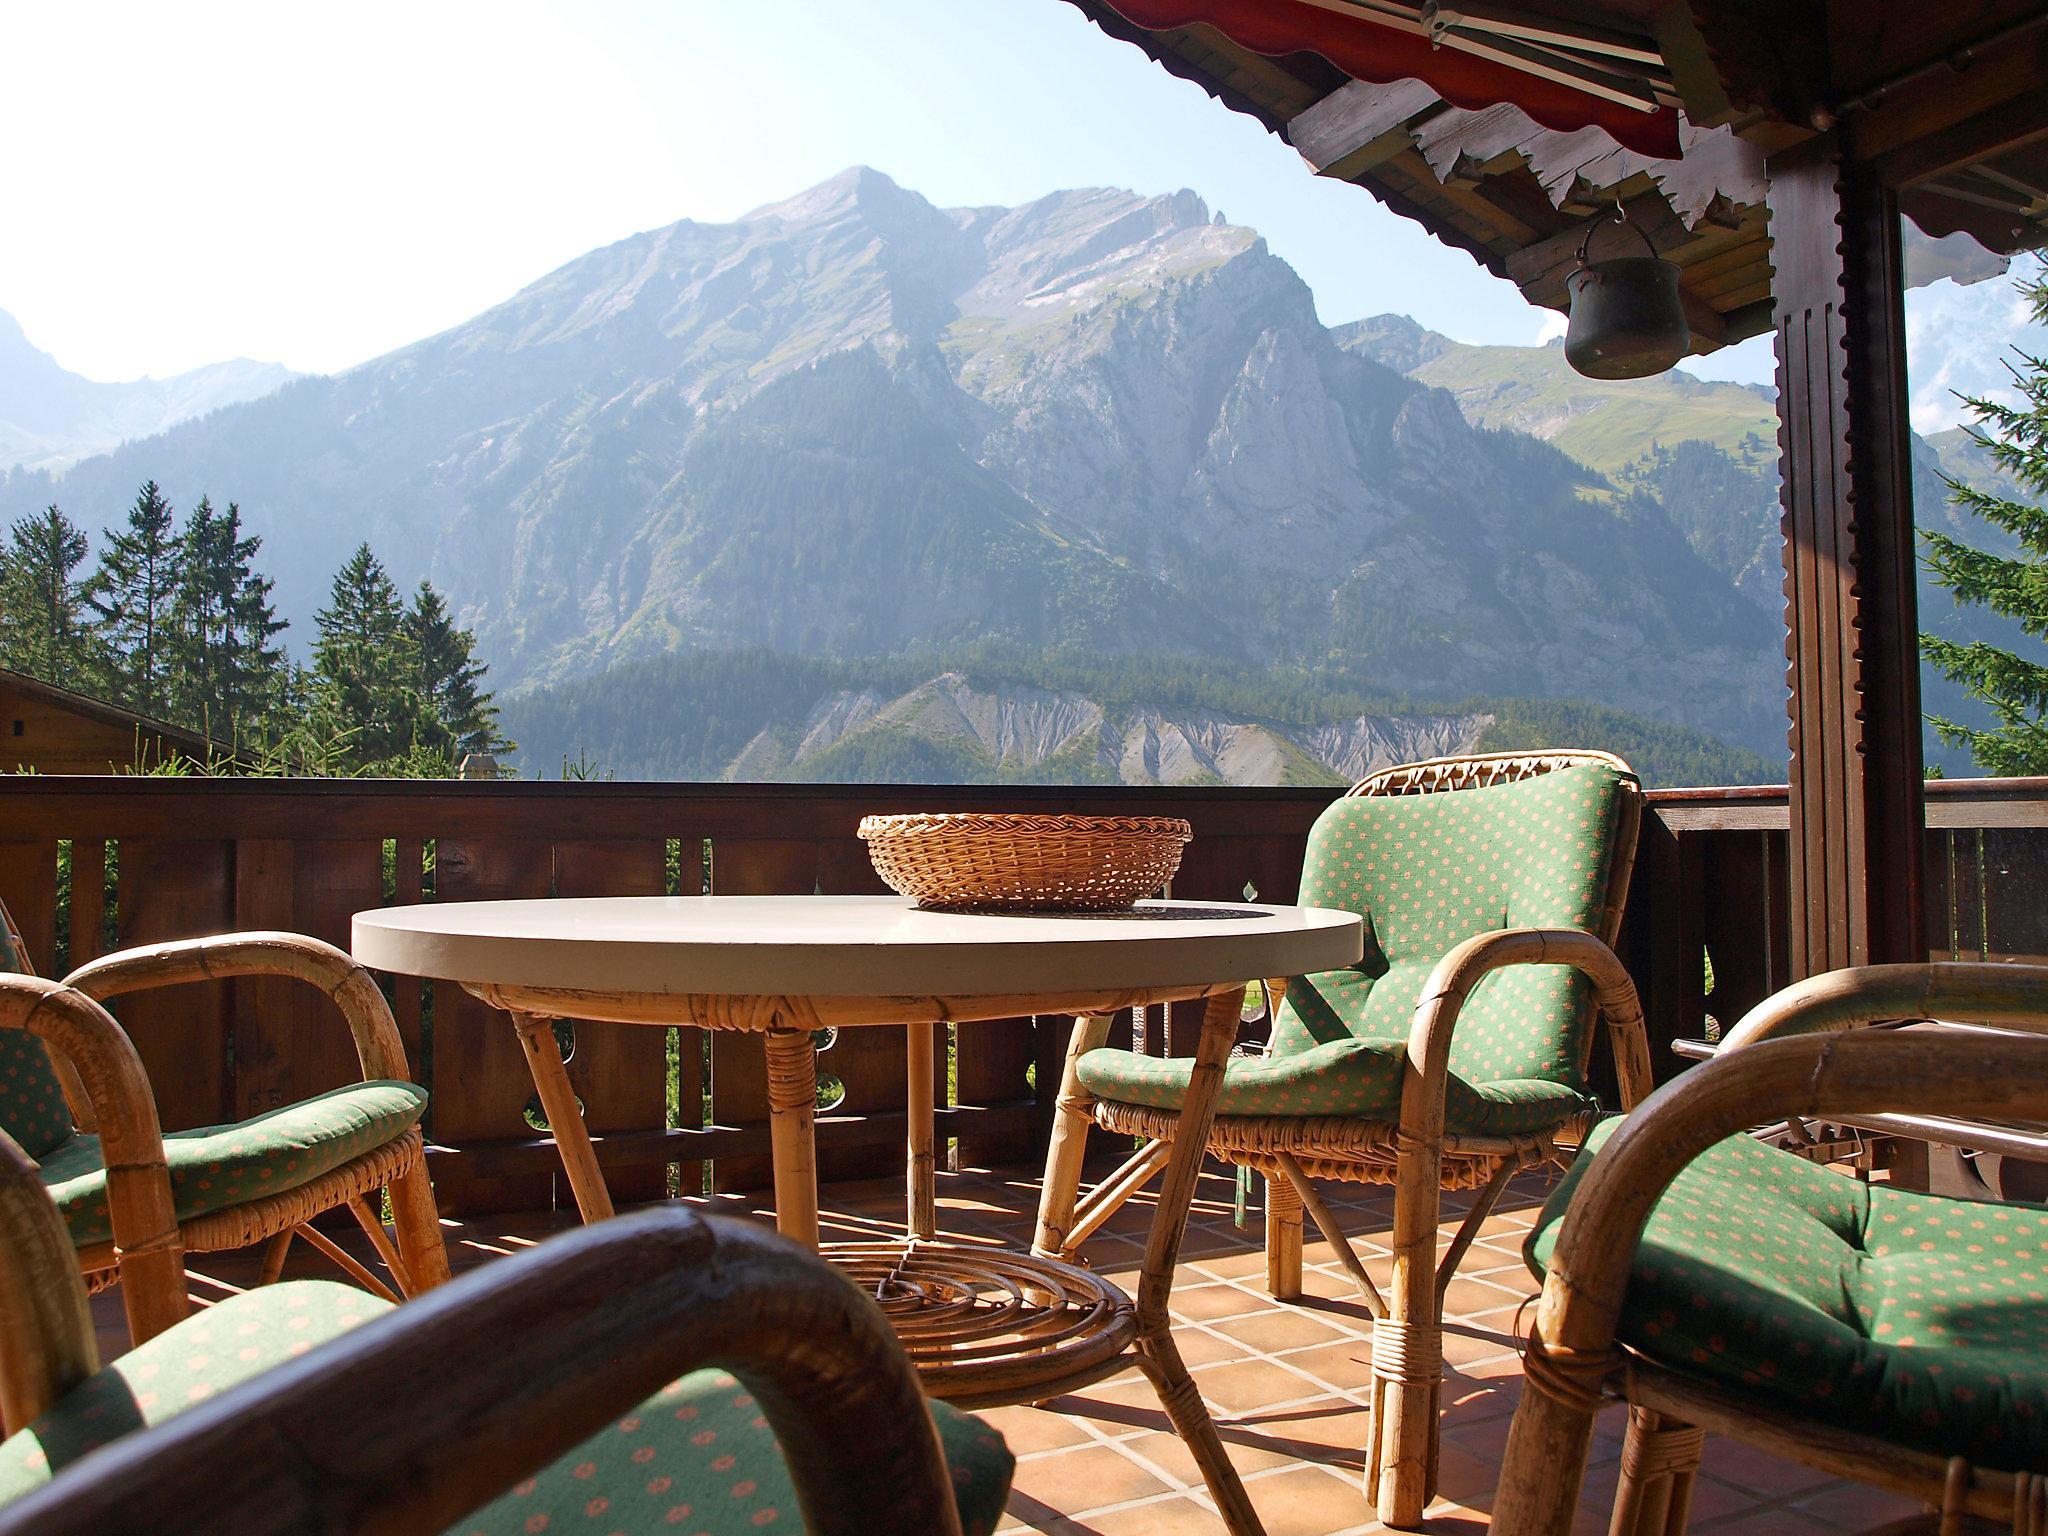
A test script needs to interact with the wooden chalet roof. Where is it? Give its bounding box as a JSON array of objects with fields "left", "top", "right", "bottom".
[
  {"left": 0, "top": 666, "right": 216, "bottom": 758},
  {"left": 1064, "top": 0, "right": 2048, "bottom": 359}
]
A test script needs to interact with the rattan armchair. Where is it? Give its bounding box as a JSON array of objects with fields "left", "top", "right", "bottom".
[
  {"left": 0, "top": 1120, "right": 1015, "bottom": 1536},
  {"left": 1496, "top": 963, "right": 2048, "bottom": 1536},
  {"left": 0, "top": 900, "right": 448, "bottom": 1338},
  {"left": 1032, "top": 750, "right": 1653, "bottom": 1527}
]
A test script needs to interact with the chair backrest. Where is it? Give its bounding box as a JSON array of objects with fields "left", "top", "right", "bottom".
[
  {"left": 1272, "top": 750, "right": 1642, "bottom": 1090},
  {"left": 0, "top": 1117, "right": 97, "bottom": 1433},
  {"left": 0, "top": 902, "right": 77, "bottom": 1160}
]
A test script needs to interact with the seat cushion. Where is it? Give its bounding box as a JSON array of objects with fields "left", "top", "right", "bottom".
[
  {"left": 1077, "top": 1036, "right": 1598, "bottom": 1137},
  {"left": 0, "top": 1280, "right": 1016, "bottom": 1535},
  {"left": 1527, "top": 1120, "right": 2048, "bottom": 1470},
  {"left": 454, "top": 1372, "right": 1015, "bottom": 1536},
  {"left": 39, "top": 1079, "right": 429, "bottom": 1246},
  {"left": 0, "top": 926, "right": 76, "bottom": 1160},
  {"left": 0, "top": 1279, "right": 389, "bottom": 1502}
]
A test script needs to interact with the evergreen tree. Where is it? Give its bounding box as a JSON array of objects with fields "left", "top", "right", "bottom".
[
  {"left": 311, "top": 543, "right": 424, "bottom": 767},
  {"left": 86, "top": 480, "right": 182, "bottom": 715},
  {"left": 403, "top": 579, "right": 510, "bottom": 759},
  {"left": 167, "top": 497, "right": 288, "bottom": 746},
  {"left": 0, "top": 505, "right": 95, "bottom": 684},
  {"left": 1921, "top": 270, "right": 2048, "bottom": 775}
]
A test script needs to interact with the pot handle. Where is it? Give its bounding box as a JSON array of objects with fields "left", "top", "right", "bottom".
[{"left": 1575, "top": 205, "right": 1659, "bottom": 266}]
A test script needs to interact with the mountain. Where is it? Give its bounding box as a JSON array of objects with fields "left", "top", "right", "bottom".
[
  {"left": 0, "top": 310, "right": 296, "bottom": 473},
  {"left": 498, "top": 651, "right": 1774, "bottom": 789},
  {"left": 2, "top": 168, "right": 1787, "bottom": 760},
  {"left": 1341, "top": 313, "right": 2036, "bottom": 773}
]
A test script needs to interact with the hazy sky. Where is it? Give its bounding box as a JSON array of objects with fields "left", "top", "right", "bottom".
[{"left": 2, "top": 0, "right": 2036, "bottom": 420}]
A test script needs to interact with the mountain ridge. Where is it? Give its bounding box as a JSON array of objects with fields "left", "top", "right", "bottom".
[
  {"left": 0, "top": 309, "right": 297, "bottom": 473},
  {"left": 2, "top": 168, "right": 1790, "bottom": 758}
]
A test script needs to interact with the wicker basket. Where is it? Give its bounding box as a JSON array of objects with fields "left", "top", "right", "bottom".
[{"left": 857, "top": 812, "right": 1192, "bottom": 911}]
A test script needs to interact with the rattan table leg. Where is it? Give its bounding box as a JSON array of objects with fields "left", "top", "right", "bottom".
[
  {"left": 1133, "top": 987, "right": 1266, "bottom": 1536},
  {"left": 1033, "top": 1014, "right": 1111, "bottom": 1259},
  {"left": 907, "top": 1021, "right": 938, "bottom": 1241},
  {"left": 510, "top": 1009, "right": 615, "bottom": 1225},
  {"left": 765, "top": 1028, "right": 821, "bottom": 1249}
]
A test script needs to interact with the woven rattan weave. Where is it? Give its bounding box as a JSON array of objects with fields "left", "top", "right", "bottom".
[{"left": 858, "top": 812, "right": 1191, "bottom": 910}]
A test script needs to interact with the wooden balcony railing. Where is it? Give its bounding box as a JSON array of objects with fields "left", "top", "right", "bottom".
[
  {"left": 4, "top": 773, "right": 2042, "bottom": 1215},
  {"left": 0, "top": 779, "right": 1329, "bottom": 1215}
]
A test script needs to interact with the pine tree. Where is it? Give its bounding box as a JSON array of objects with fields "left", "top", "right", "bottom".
[
  {"left": 86, "top": 480, "right": 182, "bottom": 715},
  {"left": 403, "top": 579, "right": 510, "bottom": 760},
  {"left": 1921, "top": 270, "right": 2048, "bottom": 776},
  {"left": 0, "top": 505, "right": 95, "bottom": 684},
  {"left": 311, "top": 543, "right": 423, "bottom": 767},
  {"left": 167, "top": 497, "right": 288, "bottom": 747}
]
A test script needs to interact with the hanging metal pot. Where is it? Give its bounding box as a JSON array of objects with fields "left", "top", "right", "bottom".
[{"left": 1563, "top": 211, "right": 1691, "bottom": 380}]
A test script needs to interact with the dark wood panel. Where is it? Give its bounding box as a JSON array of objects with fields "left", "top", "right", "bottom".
[
  {"left": 0, "top": 841, "right": 57, "bottom": 975},
  {"left": 115, "top": 838, "right": 233, "bottom": 1129},
  {"left": 554, "top": 840, "right": 670, "bottom": 1203},
  {"left": 429, "top": 838, "right": 554, "bottom": 1214}
]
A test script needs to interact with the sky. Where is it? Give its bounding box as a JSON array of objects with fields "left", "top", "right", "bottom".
[{"left": 0, "top": 0, "right": 2038, "bottom": 423}]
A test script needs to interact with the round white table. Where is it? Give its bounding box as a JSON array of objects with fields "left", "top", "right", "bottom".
[{"left": 354, "top": 893, "right": 1360, "bottom": 1536}]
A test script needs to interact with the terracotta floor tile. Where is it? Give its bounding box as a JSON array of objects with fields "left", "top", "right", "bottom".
[
  {"left": 1241, "top": 1464, "right": 1379, "bottom": 1535},
  {"left": 1080, "top": 1495, "right": 1234, "bottom": 1535},
  {"left": 1120, "top": 1425, "right": 1299, "bottom": 1484},
  {"left": 1170, "top": 1283, "right": 1276, "bottom": 1322},
  {"left": 1006, "top": 1442, "right": 1174, "bottom": 1510},
  {"left": 974, "top": 1403, "right": 1097, "bottom": 1456},
  {"left": 1273, "top": 1338, "right": 1377, "bottom": 1393},
  {"left": 1211, "top": 1307, "right": 1358, "bottom": 1356},
  {"left": 1191, "top": 1356, "right": 1332, "bottom": 1415}
]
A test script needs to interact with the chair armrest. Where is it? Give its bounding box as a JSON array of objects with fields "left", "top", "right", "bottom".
[
  {"left": 1719, "top": 960, "right": 2048, "bottom": 1051},
  {"left": 64, "top": 933, "right": 413, "bottom": 1083},
  {"left": 0, "top": 978, "right": 185, "bottom": 1349},
  {"left": 1494, "top": 1014, "right": 2048, "bottom": 1536},
  {"left": 0, "top": 1208, "right": 968, "bottom": 1536},
  {"left": 1400, "top": 927, "right": 1654, "bottom": 1155}
]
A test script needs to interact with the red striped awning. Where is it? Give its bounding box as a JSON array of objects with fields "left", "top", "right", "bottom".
[{"left": 1104, "top": 0, "right": 1683, "bottom": 158}]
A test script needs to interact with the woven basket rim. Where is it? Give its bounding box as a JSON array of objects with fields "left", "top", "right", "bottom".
[{"left": 858, "top": 812, "right": 1192, "bottom": 841}]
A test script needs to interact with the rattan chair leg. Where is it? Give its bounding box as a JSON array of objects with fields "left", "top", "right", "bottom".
[
  {"left": 1135, "top": 1331, "right": 1266, "bottom": 1536},
  {"left": 1064, "top": 1138, "right": 1171, "bottom": 1253},
  {"left": 1275, "top": 1151, "right": 1386, "bottom": 1318},
  {"left": 1610, "top": 1407, "right": 1706, "bottom": 1536},
  {"left": 389, "top": 1163, "right": 452, "bottom": 1291},
  {"left": 256, "top": 1229, "right": 294, "bottom": 1286},
  {"left": 906, "top": 1020, "right": 938, "bottom": 1240},
  {"left": 1434, "top": 1165, "right": 1517, "bottom": 1307},
  {"left": 1033, "top": 1014, "right": 1111, "bottom": 1259},
  {"left": 1264, "top": 1171, "right": 1303, "bottom": 1300},
  {"left": 345, "top": 1195, "right": 413, "bottom": 1296},
  {"left": 292, "top": 1222, "right": 403, "bottom": 1304},
  {"left": 510, "top": 1009, "right": 616, "bottom": 1226},
  {"left": 1374, "top": 1147, "right": 1447, "bottom": 1526}
]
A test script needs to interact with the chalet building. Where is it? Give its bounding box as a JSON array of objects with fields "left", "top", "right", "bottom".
[{"left": 0, "top": 665, "right": 216, "bottom": 774}]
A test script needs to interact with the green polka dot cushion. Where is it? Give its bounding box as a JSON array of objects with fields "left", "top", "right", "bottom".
[
  {"left": 454, "top": 1371, "right": 1013, "bottom": 1536},
  {"left": 0, "top": 1280, "right": 390, "bottom": 1504},
  {"left": 1074, "top": 1035, "right": 1597, "bottom": 1136},
  {"left": 37, "top": 1080, "right": 428, "bottom": 1246},
  {"left": 0, "top": 1280, "right": 1017, "bottom": 1535},
  {"left": 0, "top": 924, "right": 76, "bottom": 1160},
  {"left": 1077, "top": 762, "right": 1632, "bottom": 1129},
  {"left": 1527, "top": 1119, "right": 2048, "bottom": 1470}
]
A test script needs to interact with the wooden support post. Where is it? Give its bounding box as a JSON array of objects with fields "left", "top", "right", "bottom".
[{"left": 1768, "top": 132, "right": 1925, "bottom": 981}]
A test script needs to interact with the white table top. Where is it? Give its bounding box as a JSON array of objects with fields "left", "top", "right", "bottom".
[{"left": 352, "top": 894, "right": 1361, "bottom": 999}]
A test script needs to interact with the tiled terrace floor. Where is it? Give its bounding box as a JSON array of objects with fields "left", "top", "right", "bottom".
[{"left": 96, "top": 1157, "right": 1921, "bottom": 1535}]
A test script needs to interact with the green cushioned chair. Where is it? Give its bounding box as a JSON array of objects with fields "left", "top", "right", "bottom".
[
  {"left": 0, "top": 1126, "right": 1014, "bottom": 1536},
  {"left": 1032, "top": 750, "right": 1656, "bottom": 1527},
  {"left": 1495, "top": 962, "right": 2048, "bottom": 1536},
  {"left": 0, "top": 897, "right": 449, "bottom": 1341}
]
